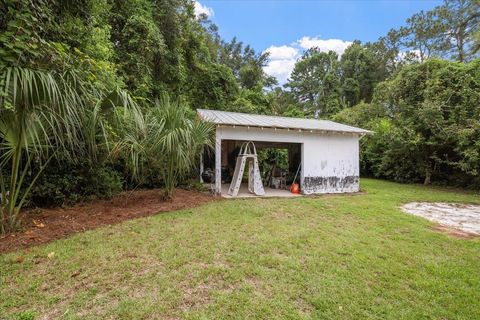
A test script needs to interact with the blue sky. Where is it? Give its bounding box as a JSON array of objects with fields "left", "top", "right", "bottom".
[{"left": 194, "top": 0, "right": 442, "bottom": 84}]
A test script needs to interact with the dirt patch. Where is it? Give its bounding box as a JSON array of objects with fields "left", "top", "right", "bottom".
[
  {"left": 401, "top": 202, "right": 480, "bottom": 237},
  {"left": 0, "top": 188, "right": 218, "bottom": 254},
  {"left": 431, "top": 225, "right": 476, "bottom": 239}
]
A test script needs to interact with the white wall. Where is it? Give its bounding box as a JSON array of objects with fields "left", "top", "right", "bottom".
[
  {"left": 215, "top": 126, "right": 360, "bottom": 194},
  {"left": 301, "top": 134, "right": 359, "bottom": 194}
]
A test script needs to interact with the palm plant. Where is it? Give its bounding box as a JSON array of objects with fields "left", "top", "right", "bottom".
[
  {"left": 0, "top": 67, "right": 139, "bottom": 234},
  {"left": 0, "top": 67, "right": 84, "bottom": 233},
  {"left": 114, "top": 95, "right": 214, "bottom": 199},
  {"left": 153, "top": 97, "right": 214, "bottom": 199}
]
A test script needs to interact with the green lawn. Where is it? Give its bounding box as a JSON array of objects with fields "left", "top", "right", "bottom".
[{"left": 1, "top": 179, "right": 479, "bottom": 320}]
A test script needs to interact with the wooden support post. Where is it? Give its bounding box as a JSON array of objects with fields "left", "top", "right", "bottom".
[
  {"left": 199, "top": 149, "right": 204, "bottom": 183},
  {"left": 215, "top": 128, "right": 221, "bottom": 195},
  {"left": 300, "top": 143, "right": 305, "bottom": 194}
]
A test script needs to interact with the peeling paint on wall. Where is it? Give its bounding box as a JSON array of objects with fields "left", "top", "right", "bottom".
[{"left": 303, "top": 176, "right": 359, "bottom": 194}]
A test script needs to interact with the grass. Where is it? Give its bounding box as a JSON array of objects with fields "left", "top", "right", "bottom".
[{"left": 1, "top": 179, "right": 479, "bottom": 319}]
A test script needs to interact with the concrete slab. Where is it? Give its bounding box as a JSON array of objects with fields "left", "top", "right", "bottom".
[
  {"left": 401, "top": 202, "right": 480, "bottom": 235},
  {"left": 221, "top": 184, "right": 301, "bottom": 198}
]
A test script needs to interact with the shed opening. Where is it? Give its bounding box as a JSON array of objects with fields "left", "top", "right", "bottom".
[{"left": 201, "top": 140, "right": 302, "bottom": 197}]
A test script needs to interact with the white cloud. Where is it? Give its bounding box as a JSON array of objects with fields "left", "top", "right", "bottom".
[
  {"left": 263, "top": 45, "right": 298, "bottom": 86},
  {"left": 297, "top": 36, "right": 352, "bottom": 56},
  {"left": 265, "top": 45, "right": 298, "bottom": 60},
  {"left": 263, "top": 45, "right": 299, "bottom": 85},
  {"left": 263, "top": 36, "right": 352, "bottom": 86},
  {"left": 264, "top": 58, "right": 298, "bottom": 86},
  {"left": 194, "top": 1, "right": 214, "bottom": 17},
  {"left": 398, "top": 49, "right": 422, "bottom": 62}
]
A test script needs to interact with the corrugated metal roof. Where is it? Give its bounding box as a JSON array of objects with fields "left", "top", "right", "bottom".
[{"left": 197, "top": 109, "right": 371, "bottom": 135}]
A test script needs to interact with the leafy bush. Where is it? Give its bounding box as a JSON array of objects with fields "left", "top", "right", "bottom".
[
  {"left": 27, "top": 162, "right": 122, "bottom": 207},
  {"left": 334, "top": 59, "right": 480, "bottom": 188},
  {"left": 181, "top": 178, "right": 208, "bottom": 192}
]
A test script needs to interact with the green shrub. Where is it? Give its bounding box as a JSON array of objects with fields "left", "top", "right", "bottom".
[
  {"left": 27, "top": 161, "right": 122, "bottom": 207},
  {"left": 181, "top": 178, "right": 208, "bottom": 192}
]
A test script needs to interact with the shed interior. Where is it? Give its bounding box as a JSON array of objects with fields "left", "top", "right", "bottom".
[{"left": 202, "top": 140, "right": 302, "bottom": 196}]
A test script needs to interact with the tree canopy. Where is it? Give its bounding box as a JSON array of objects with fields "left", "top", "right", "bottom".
[{"left": 335, "top": 59, "right": 480, "bottom": 187}]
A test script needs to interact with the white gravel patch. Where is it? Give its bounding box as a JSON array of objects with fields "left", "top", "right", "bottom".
[{"left": 401, "top": 202, "right": 480, "bottom": 235}]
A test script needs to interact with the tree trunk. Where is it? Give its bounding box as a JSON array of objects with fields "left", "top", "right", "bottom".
[
  {"left": 424, "top": 165, "right": 432, "bottom": 185},
  {"left": 457, "top": 34, "right": 465, "bottom": 62}
]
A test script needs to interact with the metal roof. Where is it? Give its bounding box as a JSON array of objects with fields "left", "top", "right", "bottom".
[{"left": 197, "top": 109, "right": 371, "bottom": 135}]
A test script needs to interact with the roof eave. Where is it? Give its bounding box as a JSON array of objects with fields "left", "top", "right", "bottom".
[{"left": 210, "top": 123, "right": 370, "bottom": 136}]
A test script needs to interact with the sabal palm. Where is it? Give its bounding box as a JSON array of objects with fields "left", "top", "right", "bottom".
[
  {"left": 0, "top": 67, "right": 139, "bottom": 234},
  {"left": 114, "top": 96, "right": 214, "bottom": 199},
  {"left": 152, "top": 98, "right": 213, "bottom": 198}
]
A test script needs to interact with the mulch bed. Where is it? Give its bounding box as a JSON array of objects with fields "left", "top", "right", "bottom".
[{"left": 0, "top": 188, "right": 218, "bottom": 254}]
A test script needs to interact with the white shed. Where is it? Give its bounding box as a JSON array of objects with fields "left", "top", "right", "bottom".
[{"left": 197, "top": 109, "right": 371, "bottom": 196}]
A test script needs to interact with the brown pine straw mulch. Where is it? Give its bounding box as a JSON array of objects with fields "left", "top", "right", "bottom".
[{"left": 0, "top": 189, "right": 218, "bottom": 254}]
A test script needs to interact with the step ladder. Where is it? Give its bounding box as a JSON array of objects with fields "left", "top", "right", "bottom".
[{"left": 228, "top": 141, "right": 265, "bottom": 197}]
